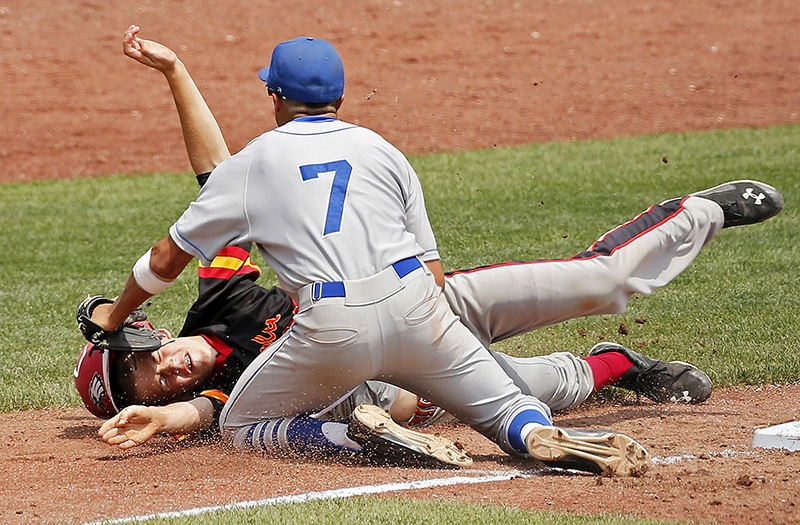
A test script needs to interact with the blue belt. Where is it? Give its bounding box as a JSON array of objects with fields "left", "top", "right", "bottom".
[{"left": 311, "top": 257, "right": 422, "bottom": 300}]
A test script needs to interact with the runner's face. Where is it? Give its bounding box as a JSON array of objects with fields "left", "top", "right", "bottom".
[{"left": 126, "top": 336, "right": 217, "bottom": 404}]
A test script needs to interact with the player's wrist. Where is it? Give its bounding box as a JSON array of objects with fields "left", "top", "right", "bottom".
[
  {"left": 161, "top": 58, "right": 186, "bottom": 79},
  {"left": 133, "top": 248, "right": 174, "bottom": 294}
]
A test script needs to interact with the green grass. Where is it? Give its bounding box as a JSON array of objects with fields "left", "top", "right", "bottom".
[
  {"left": 0, "top": 125, "right": 797, "bottom": 412},
  {"left": 0, "top": 173, "right": 202, "bottom": 410},
  {"left": 107, "top": 496, "right": 682, "bottom": 525}
]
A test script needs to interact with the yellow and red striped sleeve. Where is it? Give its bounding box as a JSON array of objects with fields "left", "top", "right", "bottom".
[
  {"left": 199, "top": 389, "right": 229, "bottom": 404},
  {"left": 197, "top": 245, "right": 262, "bottom": 280}
]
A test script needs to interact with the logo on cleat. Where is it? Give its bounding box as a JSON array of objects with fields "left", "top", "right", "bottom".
[
  {"left": 669, "top": 390, "right": 692, "bottom": 403},
  {"left": 742, "top": 188, "right": 765, "bottom": 205}
]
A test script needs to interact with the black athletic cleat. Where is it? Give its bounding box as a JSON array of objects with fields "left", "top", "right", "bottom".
[
  {"left": 692, "top": 179, "right": 783, "bottom": 228},
  {"left": 589, "top": 342, "right": 712, "bottom": 404},
  {"left": 346, "top": 404, "right": 472, "bottom": 469},
  {"left": 525, "top": 425, "right": 649, "bottom": 476}
]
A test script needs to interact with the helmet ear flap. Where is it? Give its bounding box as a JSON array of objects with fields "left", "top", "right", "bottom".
[{"left": 74, "top": 342, "right": 119, "bottom": 418}]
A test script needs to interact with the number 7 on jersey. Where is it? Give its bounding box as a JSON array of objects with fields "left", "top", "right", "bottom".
[{"left": 299, "top": 160, "right": 352, "bottom": 235}]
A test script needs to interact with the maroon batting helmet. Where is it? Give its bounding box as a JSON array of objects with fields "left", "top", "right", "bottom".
[{"left": 74, "top": 320, "right": 170, "bottom": 418}]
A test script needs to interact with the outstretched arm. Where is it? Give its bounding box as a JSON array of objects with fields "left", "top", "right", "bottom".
[
  {"left": 98, "top": 397, "right": 215, "bottom": 449},
  {"left": 123, "top": 25, "right": 230, "bottom": 175}
]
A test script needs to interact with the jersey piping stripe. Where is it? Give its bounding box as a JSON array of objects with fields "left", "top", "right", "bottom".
[
  {"left": 172, "top": 226, "right": 214, "bottom": 265},
  {"left": 198, "top": 261, "right": 261, "bottom": 280},
  {"left": 267, "top": 124, "right": 358, "bottom": 137},
  {"left": 422, "top": 248, "right": 440, "bottom": 261},
  {"left": 198, "top": 245, "right": 262, "bottom": 279},
  {"left": 444, "top": 197, "right": 686, "bottom": 278},
  {"left": 293, "top": 116, "right": 337, "bottom": 122},
  {"left": 206, "top": 256, "right": 251, "bottom": 270},
  {"left": 198, "top": 334, "right": 235, "bottom": 377},
  {"left": 271, "top": 124, "right": 360, "bottom": 137}
]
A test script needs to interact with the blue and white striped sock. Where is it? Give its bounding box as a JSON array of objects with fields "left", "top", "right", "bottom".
[{"left": 233, "top": 416, "right": 364, "bottom": 457}]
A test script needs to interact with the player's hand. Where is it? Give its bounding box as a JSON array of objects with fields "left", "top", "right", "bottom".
[
  {"left": 98, "top": 405, "right": 165, "bottom": 449},
  {"left": 88, "top": 301, "right": 117, "bottom": 332},
  {"left": 123, "top": 25, "right": 179, "bottom": 73}
]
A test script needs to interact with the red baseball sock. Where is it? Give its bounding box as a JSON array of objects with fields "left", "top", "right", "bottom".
[{"left": 584, "top": 352, "right": 635, "bottom": 391}]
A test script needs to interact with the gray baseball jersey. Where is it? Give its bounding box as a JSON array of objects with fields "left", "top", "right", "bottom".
[{"left": 170, "top": 116, "right": 439, "bottom": 297}]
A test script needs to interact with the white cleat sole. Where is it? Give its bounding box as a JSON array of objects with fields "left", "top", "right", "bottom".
[
  {"left": 349, "top": 404, "right": 473, "bottom": 469},
  {"left": 525, "top": 425, "right": 650, "bottom": 476}
]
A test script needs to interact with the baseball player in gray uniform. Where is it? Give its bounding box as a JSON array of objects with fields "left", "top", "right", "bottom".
[{"left": 85, "top": 33, "right": 782, "bottom": 476}]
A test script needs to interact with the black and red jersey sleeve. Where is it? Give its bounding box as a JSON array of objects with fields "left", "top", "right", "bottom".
[{"left": 178, "top": 244, "right": 296, "bottom": 352}]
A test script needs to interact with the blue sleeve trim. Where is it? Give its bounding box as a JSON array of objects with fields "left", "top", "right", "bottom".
[
  {"left": 171, "top": 226, "right": 213, "bottom": 265},
  {"left": 420, "top": 248, "right": 440, "bottom": 262}
]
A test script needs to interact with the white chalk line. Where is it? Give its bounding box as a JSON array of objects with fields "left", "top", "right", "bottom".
[
  {"left": 85, "top": 471, "right": 524, "bottom": 525},
  {"left": 651, "top": 447, "right": 759, "bottom": 465},
  {"left": 85, "top": 449, "right": 760, "bottom": 524}
]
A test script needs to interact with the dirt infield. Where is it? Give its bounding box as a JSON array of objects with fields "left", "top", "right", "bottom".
[
  {"left": 4, "top": 386, "right": 800, "bottom": 524},
  {"left": 2, "top": 1, "right": 799, "bottom": 523}
]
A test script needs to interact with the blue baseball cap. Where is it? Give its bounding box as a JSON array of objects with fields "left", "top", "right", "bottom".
[{"left": 258, "top": 37, "right": 345, "bottom": 104}]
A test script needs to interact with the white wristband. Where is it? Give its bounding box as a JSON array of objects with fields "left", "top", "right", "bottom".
[{"left": 132, "top": 249, "right": 174, "bottom": 295}]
